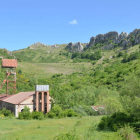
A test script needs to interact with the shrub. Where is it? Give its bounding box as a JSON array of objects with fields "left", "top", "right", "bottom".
[
  {"left": 128, "top": 52, "right": 140, "bottom": 61},
  {"left": 51, "top": 105, "right": 64, "bottom": 118},
  {"left": 98, "top": 112, "right": 137, "bottom": 131},
  {"left": 117, "top": 52, "right": 124, "bottom": 57},
  {"left": 18, "top": 106, "right": 31, "bottom": 120},
  {"left": 72, "top": 105, "right": 98, "bottom": 116},
  {"left": 46, "top": 105, "right": 79, "bottom": 118},
  {"left": 45, "top": 105, "right": 64, "bottom": 118},
  {"left": 98, "top": 116, "right": 108, "bottom": 130},
  {"left": 64, "top": 109, "right": 78, "bottom": 117},
  {"left": 91, "top": 61, "right": 96, "bottom": 65},
  {"left": 1, "top": 108, "right": 11, "bottom": 117},
  {"left": 82, "top": 106, "right": 98, "bottom": 116},
  {"left": 72, "top": 106, "right": 87, "bottom": 116},
  {"left": 130, "top": 121, "right": 140, "bottom": 133},
  {"left": 45, "top": 111, "right": 56, "bottom": 118},
  {"left": 31, "top": 111, "right": 44, "bottom": 120},
  {"left": 118, "top": 125, "right": 138, "bottom": 140}
]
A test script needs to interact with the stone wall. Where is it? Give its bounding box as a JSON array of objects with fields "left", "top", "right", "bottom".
[{"left": 0, "top": 94, "right": 51, "bottom": 117}]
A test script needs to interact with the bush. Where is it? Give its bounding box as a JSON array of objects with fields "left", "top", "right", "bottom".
[
  {"left": 45, "top": 105, "right": 65, "bottom": 118},
  {"left": 72, "top": 106, "right": 87, "bottom": 116},
  {"left": 98, "top": 112, "right": 137, "bottom": 131},
  {"left": 45, "top": 111, "right": 56, "bottom": 118},
  {"left": 51, "top": 105, "right": 64, "bottom": 118},
  {"left": 0, "top": 108, "right": 12, "bottom": 117},
  {"left": 46, "top": 105, "right": 79, "bottom": 118},
  {"left": 82, "top": 106, "right": 98, "bottom": 116},
  {"left": 64, "top": 109, "right": 78, "bottom": 117},
  {"left": 18, "top": 106, "right": 31, "bottom": 120},
  {"left": 117, "top": 52, "right": 124, "bottom": 57},
  {"left": 118, "top": 125, "right": 138, "bottom": 140},
  {"left": 72, "top": 105, "right": 98, "bottom": 116},
  {"left": 98, "top": 116, "right": 108, "bottom": 130},
  {"left": 91, "top": 61, "right": 96, "bottom": 65},
  {"left": 31, "top": 111, "right": 44, "bottom": 120}
]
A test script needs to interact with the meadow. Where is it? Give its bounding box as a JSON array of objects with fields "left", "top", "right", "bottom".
[
  {"left": 0, "top": 116, "right": 119, "bottom": 140},
  {"left": 17, "top": 62, "right": 92, "bottom": 79}
]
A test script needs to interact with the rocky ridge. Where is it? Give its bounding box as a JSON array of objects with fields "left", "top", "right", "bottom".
[
  {"left": 66, "top": 42, "right": 83, "bottom": 52},
  {"left": 28, "top": 42, "right": 59, "bottom": 50},
  {"left": 15, "top": 28, "right": 140, "bottom": 53},
  {"left": 66, "top": 28, "right": 140, "bottom": 52}
]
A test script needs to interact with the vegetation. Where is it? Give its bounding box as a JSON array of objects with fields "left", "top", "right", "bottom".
[
  {"left": 1, "top": 42, "right": 140, "bottom": 138},
  {"left": 18, "top": 105, "right": 79, "bottom": 120},
  {"left": 0, "top": 116, "right": 123, "bottom": 140},
  {"left": 0, "top": 108, "right": 13, "bottom": 117}
]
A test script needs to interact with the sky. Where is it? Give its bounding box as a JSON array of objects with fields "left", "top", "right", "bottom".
[{"left": 0, "top": 0, "right": 140, "bottom": 51}]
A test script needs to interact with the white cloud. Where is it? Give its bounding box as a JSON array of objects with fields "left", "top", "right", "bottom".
[{"left": 69, "top": 20, "right": 78, "bottom": 25}]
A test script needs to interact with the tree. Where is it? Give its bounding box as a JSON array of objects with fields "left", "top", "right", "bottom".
[{"left": 120, "top": 73, "right": 140, "bottom": 118}]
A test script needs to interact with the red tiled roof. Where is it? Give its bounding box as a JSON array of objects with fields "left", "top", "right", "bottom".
[
  {"left": 2, "top": 59, "right": 17, "bottom": 68},
  {"left": 91, "top": 105, "right": 105, "bottom": 111},
  {"left": 1, "top": 92, "right": 52, "bottom": 104},
  {"left": 0, "top": 94, "right": 13, "bottom": 101},
  {"left": 3, "top": 92, "right": 35, "bottom": 104}
]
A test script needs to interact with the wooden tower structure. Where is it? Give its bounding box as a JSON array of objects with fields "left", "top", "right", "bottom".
[{"left": 0, "top": 59, "right": 17, "bottom": 96}]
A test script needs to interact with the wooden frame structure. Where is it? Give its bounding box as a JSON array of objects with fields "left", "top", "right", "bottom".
[{"left": 0, "top": 59, "right": 17, "bottom": 95}]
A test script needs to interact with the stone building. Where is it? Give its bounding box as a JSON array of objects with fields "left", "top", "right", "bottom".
[{"left": 0, "top": 85, "right": 51, "bottom": 117}]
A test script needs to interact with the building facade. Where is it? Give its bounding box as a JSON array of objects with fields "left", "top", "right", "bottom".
[{"left": 0, "top": 86, "right": 51, "bottom": 117}]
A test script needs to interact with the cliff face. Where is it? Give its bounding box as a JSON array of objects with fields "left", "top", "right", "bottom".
[
  {"left": 66, "top": 42, "right": 83, "bottom": 52},
  {"left": 66, "top": 28, "right": 140, "bottom": 52}
]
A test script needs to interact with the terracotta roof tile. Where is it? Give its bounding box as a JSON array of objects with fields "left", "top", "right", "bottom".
[
  {"left": 1, "top": 92, "right": 52, "bottom": 104},
  {"left": 0, "top": 94, "right": 13, "bottom": 101},
  {"left": 91, "top": 105, "right": 105, "bottom": 111},
  {"left": 2, "top": 59, "right": 17, "bottom": 68},
  {"left": 3, "top": 92, "right": 35, "bottom": 104}
]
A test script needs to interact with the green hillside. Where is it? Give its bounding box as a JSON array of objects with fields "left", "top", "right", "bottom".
[
  {"left": 0, "top": 48, "right": 14, "bottom": 59},
  {"left": 1, "top": 38, "right": 140, "bottom": 139},
  {"left": 13, "top": 43, "right": 68, "bottom": 63}
]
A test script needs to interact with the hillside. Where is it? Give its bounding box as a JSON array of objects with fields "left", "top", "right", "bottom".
[
  {"left": 0, "top": 48, "right": 15, "bottom": 59},
  {"left": 0, "top": 28, "right": 140, "bottom": 95},
  {"left": 0, "top": 28, "right": 140, "bottom": 109},
  {"left": 13, "top": 42, "right": 68, "bottom": 63},
  {"left": 0, "top": 29, "right": 139, "bottom": 65},
  {"left": 1, "top": 29, "right": 140, "bottom": 139}
]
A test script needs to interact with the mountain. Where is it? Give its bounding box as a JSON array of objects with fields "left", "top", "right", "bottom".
[
  {"left": 0, "top": 48, "right": 15, "bottom": 59},
  {"left": 10, "top": 28, "right": 140, "bottom": 63}
]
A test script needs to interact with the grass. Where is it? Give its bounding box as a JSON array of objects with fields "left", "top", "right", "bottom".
[
  {"left": 17, "top": 62, "right": 93, "bottom": 79},
  {"left": 0, "top": 116, "right": 119, "bottom": 140}
]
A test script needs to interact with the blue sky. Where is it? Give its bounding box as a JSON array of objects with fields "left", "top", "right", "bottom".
[{"left": 0, "top": 0, "right": 140, "bottom": 51}]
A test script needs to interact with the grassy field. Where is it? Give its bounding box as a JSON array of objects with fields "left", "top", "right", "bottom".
[
  {"left": 0, "top": 116, "right": 119, "bottom": 140},
  {"left": 17, "top": 62, "right": 93, "bottom": 79}
]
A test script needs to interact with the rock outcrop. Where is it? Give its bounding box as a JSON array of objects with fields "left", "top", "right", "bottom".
[
  {"left": 51, "top": 44, "right": 59, "bottom": 48},
  {"left": 84, "top": 28, "right": 140, "bottom": 50},
  {"left": 115, "top": 32, "right": 128, "bottom": 44},
  {"left": 66, "top": 42, "right": 83, "bottom": 52},
  {"left": 28, "top": 28, "right": 140, "bottom": 52},
  {"left": 3, "top": 48, "right": 16, "bottom": 59},
  {"left": 28, "top": 42, "right": 48, "bottom": 50},
  {"left": 85, "top": 31, "right": 126, "bottom": 49}
]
